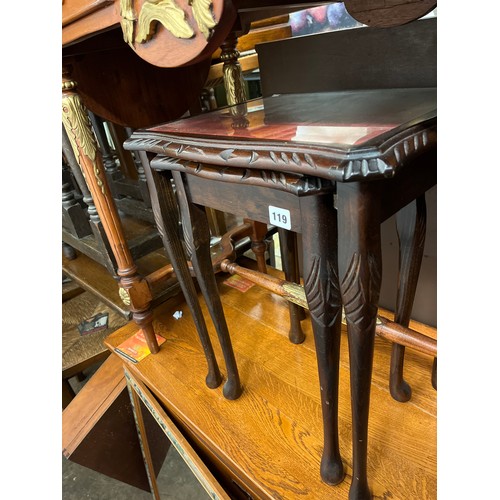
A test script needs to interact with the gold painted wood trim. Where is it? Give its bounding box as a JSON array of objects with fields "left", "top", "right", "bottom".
[
  {"left": 127, "top": 379, "right": 161, "bottom": 499},
  {"left": 120, "top": 0, "right": 218, "bottom": 45},
  {"left": 119, "top": 287, "right": 132, "bottom": 306},
  {"left": 136, "top": 0, "right": 194, "bottom": 42},
  {"left": 62, "top": 74, "right": 136, "bottom": 274},
  {"left": 119, "top": 0, "right": 136, "bottom": 47},
  {"left": 61, "top": 90, "right": 105, "bottom": 195},
  {"left": 190, "top": 0, "right": 216, "bottom": 40}
]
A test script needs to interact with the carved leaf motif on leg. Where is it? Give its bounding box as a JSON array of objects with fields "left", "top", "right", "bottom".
[
  {"left": 62, "top": 96, "right": 97, "bottom": 163},
  {"left": 62, "top": 94, "right": 105, "bottom": 195},
  {"left": 222, "top": 63, "right": 247, "bottom": 107},
  {"left": 341, "top": 252, "right": 381, "bottom": 330},
  {"left": 304, "top": 256, "right": 341, "bottom": 328}
]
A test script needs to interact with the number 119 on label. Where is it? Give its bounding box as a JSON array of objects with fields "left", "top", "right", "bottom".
[{"left": 269, "top": 205, "right": 291, "bottom": 230}]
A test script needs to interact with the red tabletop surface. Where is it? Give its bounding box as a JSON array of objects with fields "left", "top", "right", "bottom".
[{"left": 149, "top": 88, "right": 437, "bottom": 149}]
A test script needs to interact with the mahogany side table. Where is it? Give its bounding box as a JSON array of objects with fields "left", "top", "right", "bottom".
[{"left": 124, "top": 88, "right": 437, "bottom": 499}]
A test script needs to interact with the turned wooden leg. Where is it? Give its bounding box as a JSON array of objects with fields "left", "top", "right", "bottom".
[
  {"left": 248, "top": 220, "right": 268, "bottom": 274},
  {"left": 62, "top": 66, "right": 158, "bottom": 354},
  {"left": 173, "top": 171, "right": 242, "bottom": 400},
  {"left": 221, "top": 31, "right": 247, "bottom": 107},
  {"left": 431, "top": 357, "right": 437, "bottom": 390},
  {"left": 139, "top": 153, "right": 222, "bottom": 389},
  {"left": 390, "top": 195, "right": 427, "bottom": 402},
  {"left": 63, "top": 126, "right": 117, "bottom": 274},
  {"left": 278, "top": 228, "right": 305, "bottom": 344},
  {"left": 337, "top": 183, "right": 383, "bottom": 500},
  {"left": 88, "top": 112, "right": 125, "bottom": 198},
  {"left": 300, "top": 193, "right": 344, "bottom": 485}
]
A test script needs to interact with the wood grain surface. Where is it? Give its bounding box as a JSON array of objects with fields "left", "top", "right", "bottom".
[
  {"left": 62, "top": 354, "right": 126, "bottom": 457},
  {"left": 105, "top": 261, "right": 436, "bottom": 499}
]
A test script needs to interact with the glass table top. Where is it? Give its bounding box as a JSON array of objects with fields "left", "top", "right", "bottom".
[{"left": 149, "top": 88, "right": 437, "bottom": 150}]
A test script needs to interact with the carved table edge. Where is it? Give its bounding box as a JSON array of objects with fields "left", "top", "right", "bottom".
[{"left": 124, "top": 118, "right": 436, "bottom": 183}]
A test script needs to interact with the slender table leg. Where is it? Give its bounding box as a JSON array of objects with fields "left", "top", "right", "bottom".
[
  {"left": 139, "top": 153, "right": 222, "bottom": 390},
  {"left": 278, "top": 228, "right": 306, "bottom": 344},
  {"left": 337, "top": 182, "right": 382, "bottom": 500},
  {"left": 299, "top": 193, "right": 344, "bottom": 485},
  {"left": 431, "top": 357, "right": 437, "bottom": 390},
  {"left": 62, "top": 66, "right": 159, "bottom": 354},
  {"left": 248, "top": 220, "right": 269, "bottom": 274},
  {"left": 173, "top": 171, "right": 243, "bottom": 400},
  {"left": 390, "top": 195, "right": 427, "bottom": 402}
]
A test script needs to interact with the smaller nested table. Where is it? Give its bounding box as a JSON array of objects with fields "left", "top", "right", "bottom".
[{"left": 124, "top": 88, "right": 437, "bottom": 500}]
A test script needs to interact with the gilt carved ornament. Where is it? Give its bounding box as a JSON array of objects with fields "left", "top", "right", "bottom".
[
  {"left": 62, "top": 83, "right": 106, "bottom": 195},
  {"left": 120, "top": 0, "right": 216, "bottom": 47}
]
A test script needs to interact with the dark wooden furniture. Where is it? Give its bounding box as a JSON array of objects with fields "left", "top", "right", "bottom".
[
  {"left": 104, "top": 269, "right": 437, "bottom": 499},
  {"left": 124, "top": 87, "right": 437, "bottom": 499},
  {"left": 63, "top": 4, "right": 436, "bottom": 498},
  {"left": 62, "top": 0, "right": 436, "bottom": 355},
  {"left": 255, "top": 17, "right": 437, "bottom": 401}
]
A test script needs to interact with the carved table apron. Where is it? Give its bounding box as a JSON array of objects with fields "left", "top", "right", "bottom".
[{"left": 124, "top": 88, "right": 437, "bottom": 499}]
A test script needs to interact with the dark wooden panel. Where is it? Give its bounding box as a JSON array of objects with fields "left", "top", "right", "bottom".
[
  {"left": 184, "top": 174, "right": 304, "bottom": 232},
  {"left": 62, "top": 355, "right": 170, "bottom": 491},
  {"left": 256, "top": 18, "right": 436, "bottom": 97}
]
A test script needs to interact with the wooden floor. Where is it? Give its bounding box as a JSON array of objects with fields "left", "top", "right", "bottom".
[{"left": 105, "top": 261, "right": 437, "bottom": 500}]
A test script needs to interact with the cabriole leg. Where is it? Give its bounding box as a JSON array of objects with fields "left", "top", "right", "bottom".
[
  {"left": 173, "top": 171, "right": 242, "bottom": 400},
  {"left": 139, "top": 153, "right": 222, "bottom": 390},
  {"left": 300, "top": 193, "right": 344, "bottom": 485},
  {"left": 337, "top": 182, "right": 382, "bottom": 500},
  {"left": 390, "top": 195, "right": 427, "bottom": 402}
]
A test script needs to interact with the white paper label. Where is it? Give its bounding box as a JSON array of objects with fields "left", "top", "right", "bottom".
[{"left": 268, "top": 205, "right": 291, "bottom": 230}]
